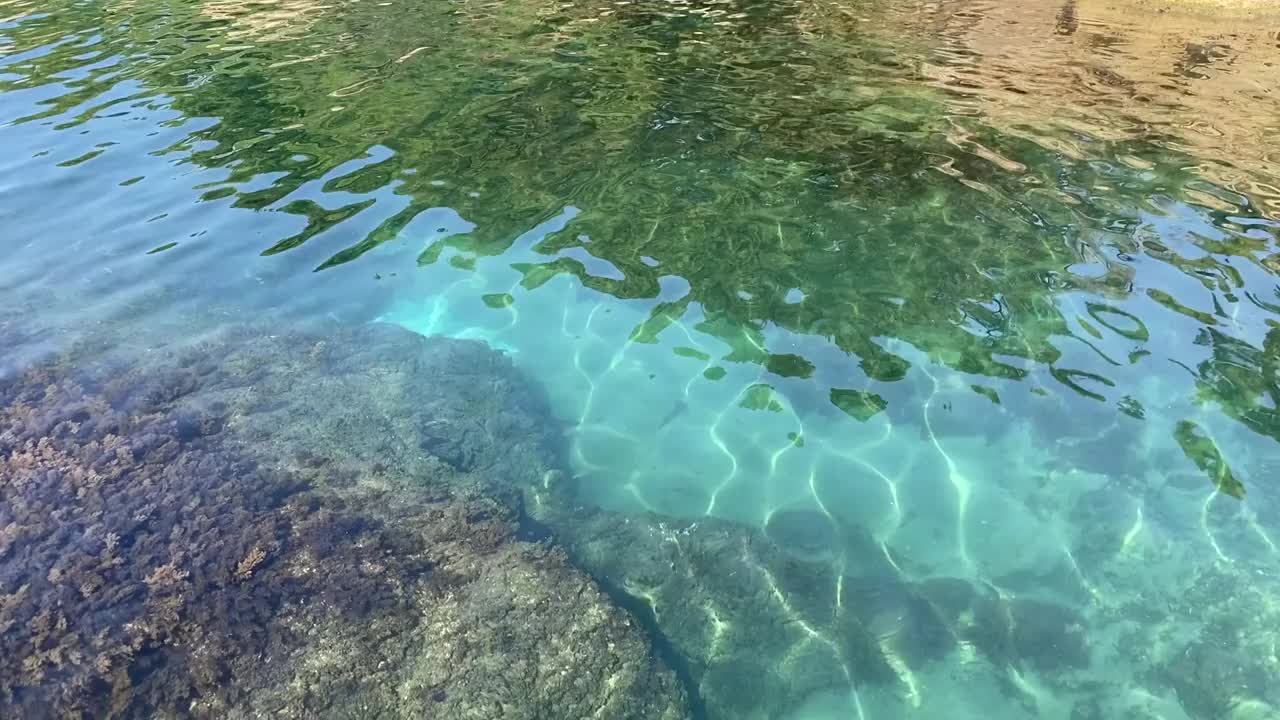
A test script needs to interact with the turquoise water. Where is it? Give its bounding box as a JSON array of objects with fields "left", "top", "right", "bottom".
[{"left": 3, "top": 0, "right": 1280, "bottom": 717}]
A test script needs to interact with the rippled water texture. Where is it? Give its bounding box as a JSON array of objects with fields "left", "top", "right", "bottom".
[{"left": 3, "top": 0, "right": 1280, "bottom": 717}]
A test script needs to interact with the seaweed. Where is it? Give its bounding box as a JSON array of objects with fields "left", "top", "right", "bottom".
[
  {"left": 0, "top": 323, "right": 688, "bottom": 720},
  {"left": 0, "top": 367, "right": 431, "bottom": 717}
]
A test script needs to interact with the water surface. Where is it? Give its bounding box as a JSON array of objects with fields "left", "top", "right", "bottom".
[{"left": 3, "top": 0, "right": 1280, "bottom": 717}]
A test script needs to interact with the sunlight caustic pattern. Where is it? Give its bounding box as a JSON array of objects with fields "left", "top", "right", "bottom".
[
  {"left": 383, "top": 212, "right": 1274, "bottom": 558},
  {"left": 379, "top": 205, "right": 1280, "bottom": 717}
]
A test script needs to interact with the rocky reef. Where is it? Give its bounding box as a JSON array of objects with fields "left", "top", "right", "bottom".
[{"left": 0, "top": 322, "right": 688, "bottom": 719}]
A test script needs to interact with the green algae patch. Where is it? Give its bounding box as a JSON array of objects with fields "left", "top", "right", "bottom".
[
  {"left": 482, "top": 292, "right": 515, "bottom": 308},
  {"left": 630, "top": 299, "right": 691, "bottom": 344},
  {"left": 514, "top": 261, "right": 562, "bottom": 290},
  {"left": 1118, "top": 395, "right": 1146, "bottom": 419},
  {"left": 971, "top": 384, "right": 1001, "bottom": 405},
  {"left": 1087, "top": 302, "right": 1149, "bottom": 341},
  {"left": 765, "top": 353, "right": 815, "bottom": 379},
  {"left": 740, "top": 383, "right": 785, "bottom": 412},
  {"left": 673, "top": 346, "right": 711, "bottom": 361},
  {"left": 1051, "top": 367, "right": 1115, "bottom": 402},
  {"left": 829, "top": 388, "right": 887, "bottom": 421},
  {"left": 1147, "top": 288, "right": 1218, "bottom": 326},
  {"left": 1174, "top": 420, "right": 1245, "bottom": 498},
  {"left": 448, "top": 254, "right": 477, "bottom": 271}
]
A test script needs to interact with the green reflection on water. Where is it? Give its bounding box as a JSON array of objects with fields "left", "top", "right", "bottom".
[{"left": 5, "top": 0, "right": 1276, "bottom": 444}]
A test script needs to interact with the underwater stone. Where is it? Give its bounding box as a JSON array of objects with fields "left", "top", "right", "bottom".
[
  {"left": 1069, "top": 484, "right": 1142, "bottom": 565},
  {"left": 1164, "top": 634, "right": 1274, "bottom": 720},
  {"left": 0, "top": 322, "right": 688, "bottom": 719},
  {"left": 1119, "top": 559, "right": 1280, "bottom": 720},
  {"left": 1166, "top": 640, "right": 1262, "bottom": 719},
  {"left": 842, "top": 574, "right": 956, "bottom": 670},
  {"left": 764, "top": 508, "right": 839, "bottom": 562},
  {"left": 1009, "top": 597, "right": 1090, "bottom": 672},
  {"left": 531, "top": 485, "right": 1094, "bottom": 720},
  {"left": 915, "top": 576, "right": 1014, "bottom": 663}
]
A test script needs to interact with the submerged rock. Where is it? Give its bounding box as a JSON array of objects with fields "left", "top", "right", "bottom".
[
  {"left": 90, "top": 321, "right": 565, "bottom": 503},
  {"left": 1150, "top": 563, "right": 1280, "bottom": 720},
  {"left": 0, "top": 323, "right": 687, "bottom": 720},
  {"left": 764, "top": 508, "right": 839, "bottom": 562},
  {"left": 530, "top": 488, "right": 1091, "bottom": 720}
]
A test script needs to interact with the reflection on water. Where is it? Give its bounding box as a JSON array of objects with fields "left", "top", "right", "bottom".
[{"left": 2, "top": 0, "right": 1280, "bottom": 717}]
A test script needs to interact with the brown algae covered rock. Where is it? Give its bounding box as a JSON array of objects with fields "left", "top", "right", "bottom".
[{"left": 0, "top": 323, "right": 688, "bottom": 719}]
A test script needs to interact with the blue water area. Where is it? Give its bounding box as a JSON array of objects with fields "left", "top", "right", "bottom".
[{"left": 3, "top": 0, "right": 1280, "bottom": 717}]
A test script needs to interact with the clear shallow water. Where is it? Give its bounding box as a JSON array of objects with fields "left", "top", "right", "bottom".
[{"left": 3, "top": 0, "right": 1280, "bottom": 717}]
